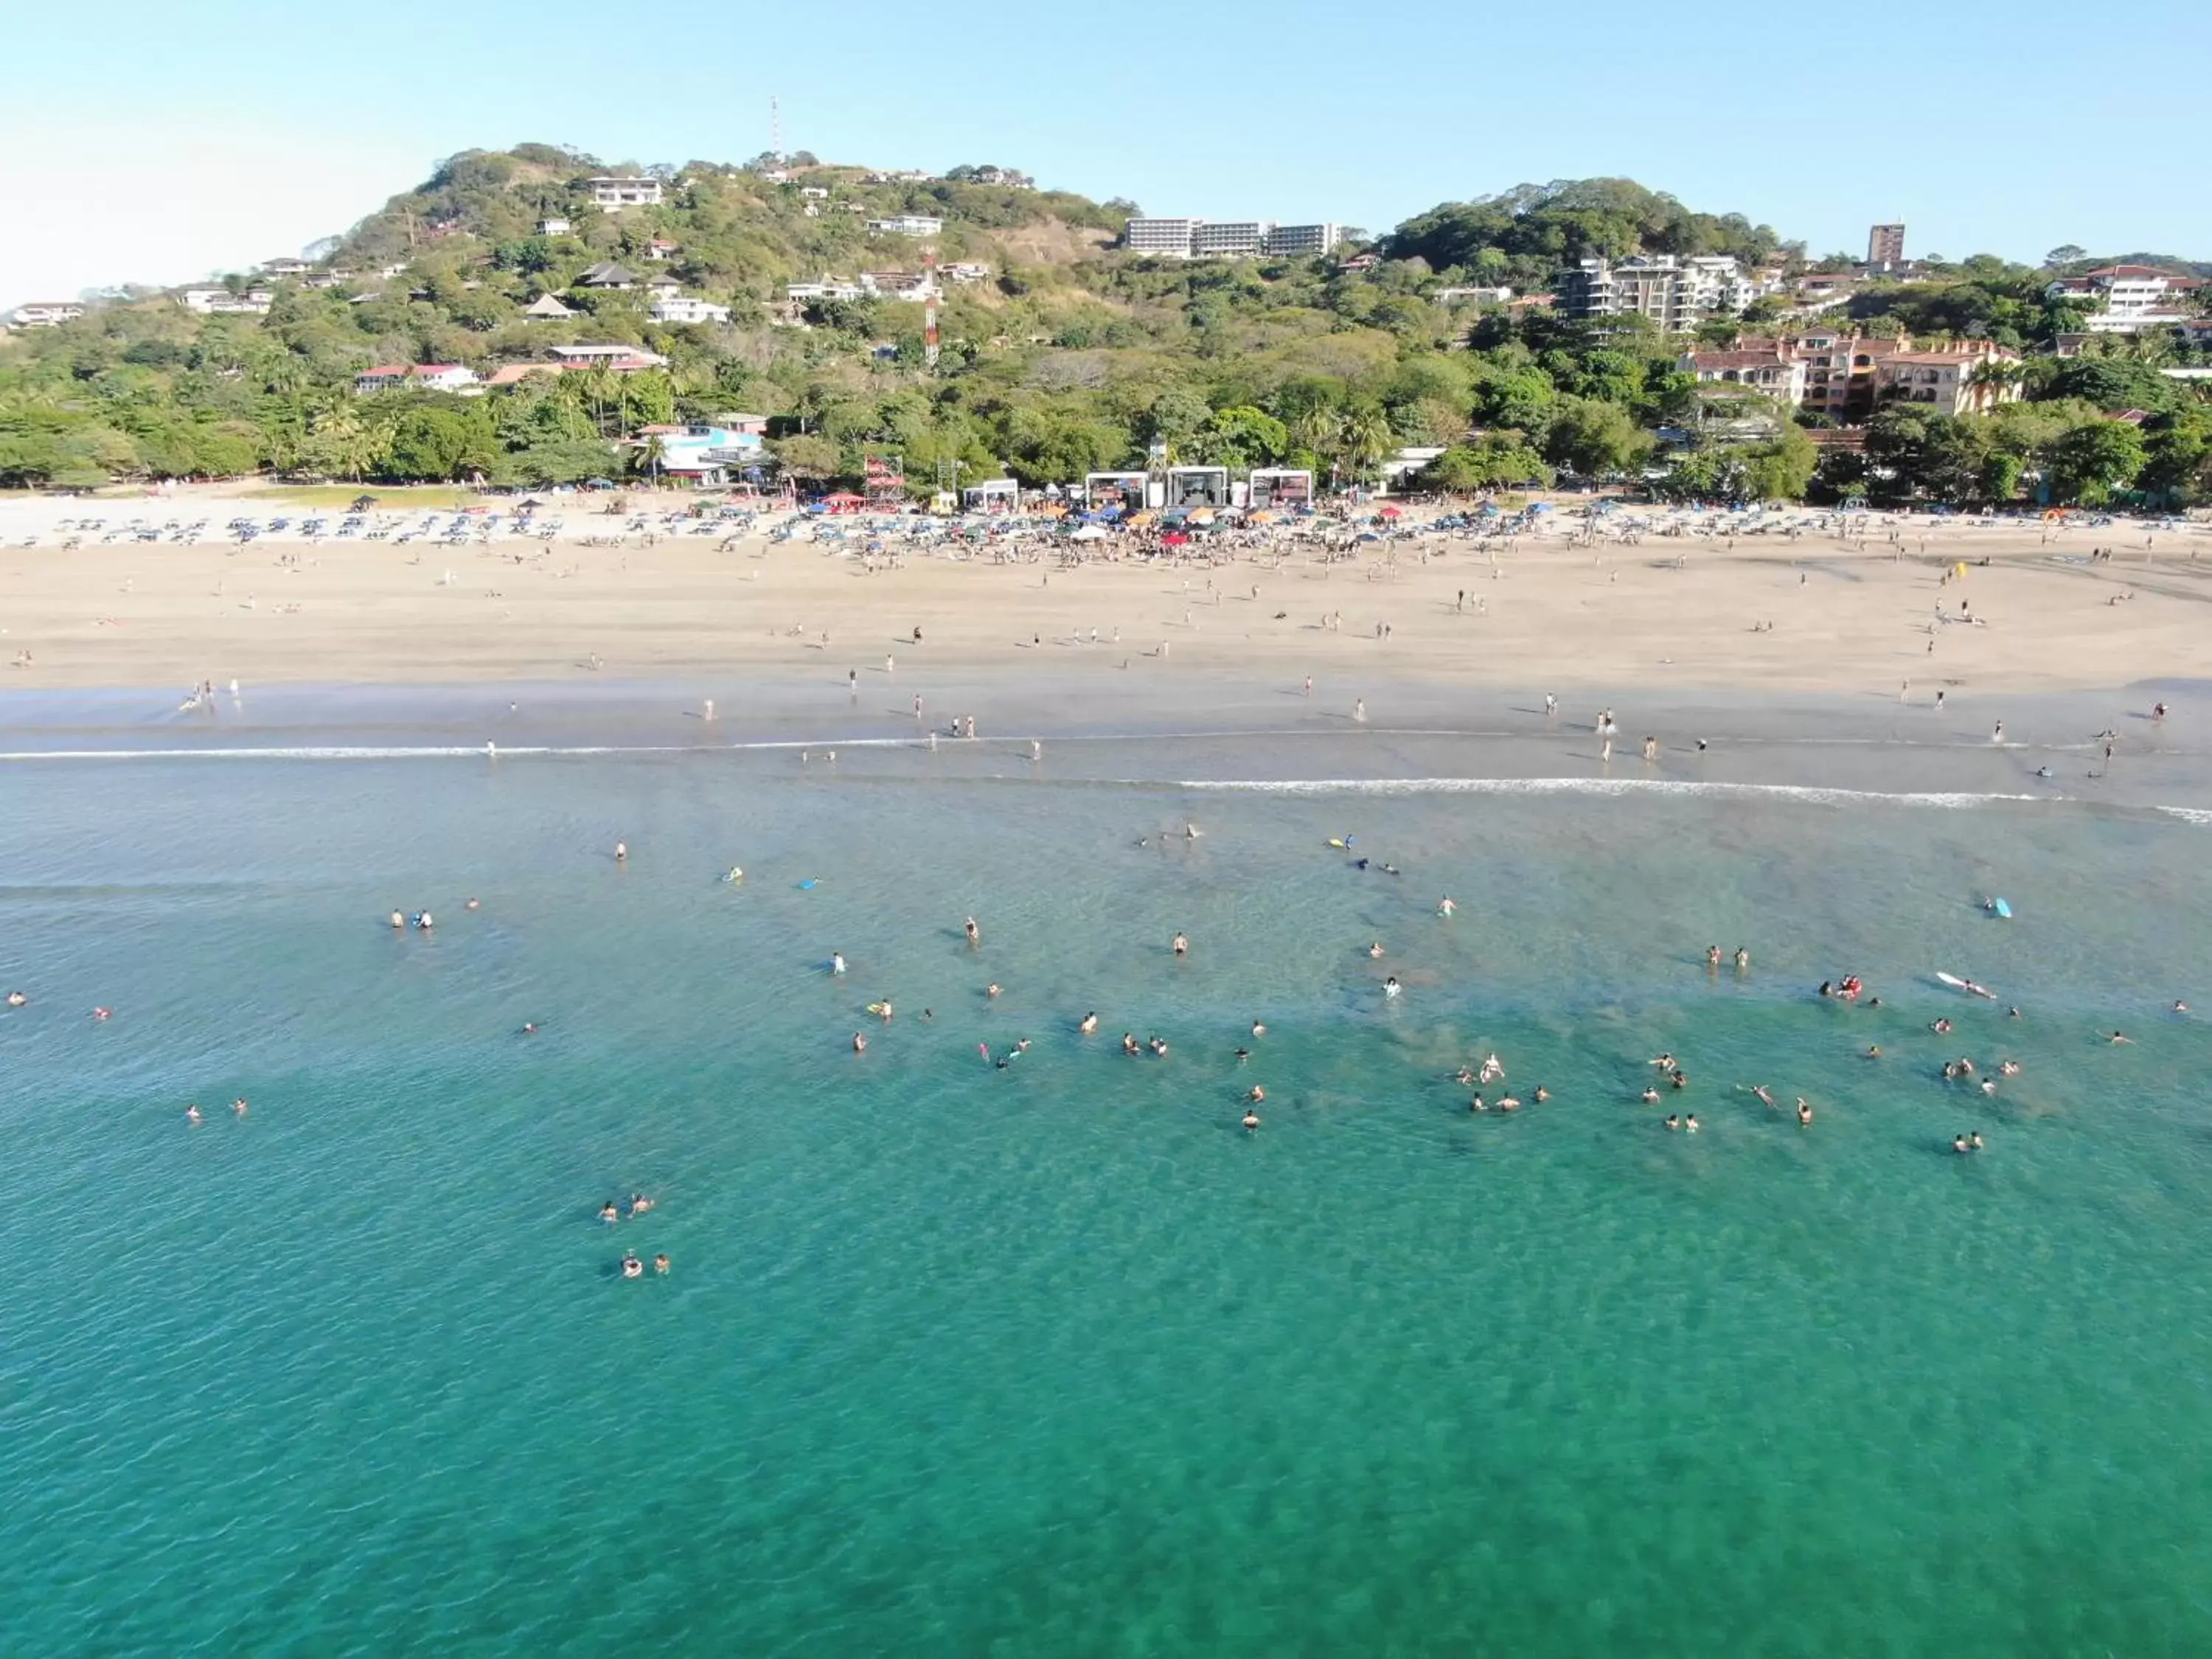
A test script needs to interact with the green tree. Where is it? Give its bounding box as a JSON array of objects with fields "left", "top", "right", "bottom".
[
  {"left": 2047, "top": 420, "right": 2148, "bottom": 504},
  {"left": 384, "top": 406, "right": 473, "bottom": 479},
  {"left": 1544, "top": 396, "right": 1653, "bottom": 477},
  {"left": 1188, "top": 406, "right": 1287, "bottom": 470}
]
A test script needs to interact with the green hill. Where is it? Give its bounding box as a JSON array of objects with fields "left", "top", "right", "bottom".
[{"left": 1, "top": 147, "right": 2205, "bottom": 506}]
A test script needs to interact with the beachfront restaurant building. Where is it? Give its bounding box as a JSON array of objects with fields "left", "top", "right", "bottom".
[
  {"left": 1247, "top": 468, "right": 1315, "bottom": 509},
  {"left": 1164, "top": 465, "right": 1231, "bottom": 509},
  {"left": 1082, "top": 471, "right": 1153, "bottom": 511}
]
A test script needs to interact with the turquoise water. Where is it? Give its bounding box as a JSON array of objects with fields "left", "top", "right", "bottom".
[{"left": 5, "top": 748, "right": 2212, "bottom": 1655}]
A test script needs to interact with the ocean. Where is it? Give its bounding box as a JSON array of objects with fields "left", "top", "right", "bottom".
[{"left": 4, "top": 726, "right": 2211, "bottom": 1656}]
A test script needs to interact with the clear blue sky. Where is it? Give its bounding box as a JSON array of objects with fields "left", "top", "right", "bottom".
[{"left": 4, "top": 0, "right": 2208, "bottom": 306}]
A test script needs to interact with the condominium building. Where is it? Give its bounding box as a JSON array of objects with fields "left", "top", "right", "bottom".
[
  {"left": 1259, "top": 222, "right": 1342, "bottom": 259},
  {"left": 1124, "top": 217, "right": 1205, "bottom": 257},
  {"left": 1873, "top": 343, "right": 2021, "bottom": 417},
  {"left": 1559, "top": 255, "right": 1757, "bottom": 330},
  {"left": 1123, "top": 218, "right": 1343, "bottom": 260},
  {"left": 1192, "top": 220, "right": 1269, "bottom": 258},
  {"left": 1866, "top": 223, "right": 1906, "bottom": 268}
]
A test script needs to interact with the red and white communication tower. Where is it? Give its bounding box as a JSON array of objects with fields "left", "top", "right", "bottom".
[{"left": 923, "top": 246, "right": 940, "bottom": 369}]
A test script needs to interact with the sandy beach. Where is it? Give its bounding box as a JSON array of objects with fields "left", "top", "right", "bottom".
[{"left": 1, "top": 488, "right": 2208, "bottom": 698}]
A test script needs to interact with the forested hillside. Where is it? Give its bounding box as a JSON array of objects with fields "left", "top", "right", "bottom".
[{"left": 2, "top": 150, "right": 2207, "bottom": 506}]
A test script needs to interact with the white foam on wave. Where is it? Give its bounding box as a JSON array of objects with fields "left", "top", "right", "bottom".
[
  {"left": 2154, "top": 806, "right": 2212, "bottom": 826},
  {"left": 1178, "top": 776, "right": 2049, "bottom": 809},
  {"left": 0, "top": 737, "right": 937, "bottom": 762}
]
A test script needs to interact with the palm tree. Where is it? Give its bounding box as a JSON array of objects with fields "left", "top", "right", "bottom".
[
  {"left": 635, "top": 434, "right": 667, "bottom": 489},
  {"left": 1964, "top": 357, "right": 2023, "bottom": 414}
]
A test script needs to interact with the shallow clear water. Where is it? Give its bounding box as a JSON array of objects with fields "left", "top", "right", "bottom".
[{"left": 4, "top": 748, "right": 2211, "bottom": 1656}]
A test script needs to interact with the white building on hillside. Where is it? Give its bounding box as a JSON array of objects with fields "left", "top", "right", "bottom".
[
  {"left": 1124, "top": 217, "right": 1203, "bottom": 257},
  {"left": 588, "top": 176, "right": 664, "bottom": 209},
  {"left": 2045, "top": 265, "right": 2202, "bottom": 335},
  {"left": 8, "top": 302, "right": 86, "bottom": 328},
  {"left": 866, "top": 215, "right": 944, "bottom": 237},
  {"left": 650, "top": 294, "right": 731, "bottom": 324},
  {"left": 179, "top": 288, "right": 274, "bottom": 315}
]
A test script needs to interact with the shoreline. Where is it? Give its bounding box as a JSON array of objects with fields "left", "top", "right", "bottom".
[{"left": 3, "top": 671, "right": 2207, "bottom": 815}]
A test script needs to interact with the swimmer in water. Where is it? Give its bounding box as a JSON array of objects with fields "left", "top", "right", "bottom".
[
  {"left": 2174, "top": 1001, "right": 2191, "bottom": 1014},
  {"left": 1498, "top": 1095, "right": 1520, "bottom": 1112},
  {"left": 600, "top": 1200, "right": 619, "bottom": 1224},
  {"left": 622, "top": 1253, "right": 643, "bottom": 1279},
  {"left": 1664, "top": 1114, "right": 1680, "bottom": 1130},
  {"left": 654, "top": 1253, "right": 669, "bottom": 1274},
  {"left": 1952, "top": 1135, "right": 1970, "bottom": 1155},
  {"left": 1980, "top": 1079, "right": 1998, "bottom": 1095},
  {"left": 1734, "top": 947, "right": 1749, "bottom": 971},
  {"left": 876, "top": 1001, "right": 894, "bottom": 1023},
  {"left": 831, "top": 953, "right": 846, "bottom": 975},
  {"left": 964, "top": 917, "right": 981, "bottom": 947},
  {"left": 1251, "top": 1020, "right": 1267, "bottom": 1037},
  {"left": 1969, "top": 1132, "right": 1984, "bottom": 1150},
  {"left": 615, "top": 841, "right": 627, "bottom": 863},
  {"left": 1707, "top": 945, "right": 1722, "bottom": 967},
  {"left": 1439, "top": 897, "right": 1455, "bottom": 917},
  {"left": 1150, "top": 1036, "right": 1169, "bottom": 1057},
  {"left": 1867, "top": 1045, "right": 1882, "bottom": 1058},
  {"left": 852, "top": 1032, "right": 867, "bottom": 1053},
  {"left": 726, "top": 866, "right": 744, "bottom": 883},
  {"left": 1123, "top": 1033, "right": 1139, "bottom": 1054},
  {"left": 1242, "top": 1109, "right": 1262, "bottom": 1132},
  {"left": 2109, "top": 1031, "right": 2133, "bottom": 1044},
  {"left": 4, "top": 990, "right": 24, "bottom": 1007},
  {"left": 1533, "top": 1086, "right": 1550, "bottom": 1103},
  {"left": 1470, "top": 1095, "right": 1487, "bottom": 1113},
  {"left": 1684, "top": 1114, "right": 1699, "bottom": 1132},
  {"left": 987, "top": 983, "right": 1002, "bottom": 999},
  {"left": 521, "top": 1021, "right": 539, "bottom": 1034},
  {"left": 1172, "top": 933, "right": 1189, "bottom": 957},
  {"left": 465, "top": 898, "right": 481, "bottom": 911},
  {"left": 1796, "top": 1099, "right": 1813, "bottom": 1126},
  {"left": 2000, "top": 1060, "right": 2020, "bottom": 1077},
  {"left": 1479, "top": 1054, "right": 1504, "bottom": 1085},
  {"left": 186, "top": 1103, "right": 202, "bottom": 1124},
  {"left": 1248, "top": 1085, "right": 1265, "bottom": 1103},
  {"left": 1367, "top": 941, "right": 1385, "bottom": 959},
  {"left": 1670, "top": 1070, "right": 1688, "bottom": 1090},
  {"left": 1931, "top": 1018, "right": 1952, "bottom": 1034},
  {"left": 1753, "top": 1085, "right": 1777, "bottom": 1108},
  {"left": 390, "top": 911, "right": 405, "bottom": 931},
  {"left": 1383, "top": 976, "right": 1402, "bottom": 998},
  {"left": 2007, "top": 1006, "right": 2022, "bottom": 1020},
  {"left": 1649, "top": 1054, "right": 1675, "bottom": 1070},
  {"left": 1641, "top": 1087, "right": 1661, "bottom": 1105},
  {"left": 1079, "top": 1012, "right": 1099, "bottom": 1034},
  {"left": 232, "top": 1098, "right": 248, "bottom": 1117}
]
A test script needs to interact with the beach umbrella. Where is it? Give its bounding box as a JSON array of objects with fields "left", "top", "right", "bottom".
[
  {"left": 1161, "top": 530, "right": 1191, "bottom": 546},
  {"left": 1377, "top": 504, "right": 1403, "bottom": 518},
  {"left": 1069, "top": 524, "right": 1108, "bottom": 541}
]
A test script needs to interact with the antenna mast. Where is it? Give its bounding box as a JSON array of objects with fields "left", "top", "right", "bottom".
[
  {"left": 924, "top": 246, "right": 941, "bottom": 369},
  {"left": 770, "top": 96, "right": 783, "bottom": 161}
]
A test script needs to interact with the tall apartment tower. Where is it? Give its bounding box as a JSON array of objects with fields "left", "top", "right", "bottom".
[{"left": 1867, "top": 224, "right": 1906, "bottom": 268}]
